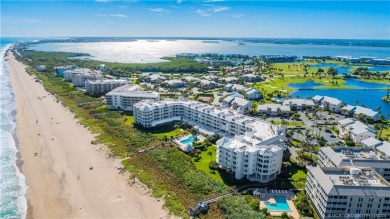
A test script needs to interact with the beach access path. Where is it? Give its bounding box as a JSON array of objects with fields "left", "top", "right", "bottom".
[{"left": 6, "top": 52, "right": 170, "bottom": 219}]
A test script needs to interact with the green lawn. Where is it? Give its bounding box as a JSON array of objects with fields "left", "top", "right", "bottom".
[
  {"left": 252, "top": 76, "right": 349, "bottom": 98},
  {"left": 380, "top": 126, "right": 390, "bottom": 140},
  {"left": 192, "top": 146, "right": 224, "bottom": 183},
  {"left": 125, "top": 115, "right": 134, "bottom": 127},
  {"left": 147, "top": 125, "right": 184, "bottom": 139}
]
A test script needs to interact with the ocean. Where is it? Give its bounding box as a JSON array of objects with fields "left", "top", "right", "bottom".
[
  {"left": 29, "top": 40, "right": 390, "bottom": 63},
  {"left": 0, "top": 39, "right": 27, "bottom": 219}
]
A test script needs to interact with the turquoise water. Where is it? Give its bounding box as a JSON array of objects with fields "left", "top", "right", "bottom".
[
  {"left": 288, "top": 81, "right": 323, "bottom": 89},
  {"left": 180, "top": 135, "right": 196, "bottom": 144},
  {"left": 265, "top": 196, "right": 291, "bottom": 211},
  {"left": 0, "top": 39, "right": 27, "bottom": 219}
]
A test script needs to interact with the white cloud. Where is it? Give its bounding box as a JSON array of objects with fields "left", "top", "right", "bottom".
[
  {"left": 23, "top": 18, "right": 45, "bottom": 23},
  {"left": 177, "top": 0, "right": 183, "bottom": 4},
  {"left": 148, "top": 8, "right": 170, "bottom": 13},
  {"left": 196, "top": 6, "right": 230, "bottom": 17},
  {"left": 110, "top": 14, "right": 129, "bottom": 18},
  {"left": 231, "top": 14, "right": 244, "bottom": 18},
  {"left": 212, "top": 6, "right": 229, "bottom": 13},
  {"left": 96, "top": 14, "right": 107, "bottom": 17}
]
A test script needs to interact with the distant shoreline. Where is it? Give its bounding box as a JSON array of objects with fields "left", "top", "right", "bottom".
[{"left": 22, "top": 37, "right": 390, "bottom": 48}]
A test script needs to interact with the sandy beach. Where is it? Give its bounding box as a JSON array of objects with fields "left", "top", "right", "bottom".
[{"left": 6, "top": 52, "right": 170, "bottom": 219}]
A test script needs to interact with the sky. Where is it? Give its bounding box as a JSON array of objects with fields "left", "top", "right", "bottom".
[{"left": 1, "top": 0, "right": 390, "bottom": 39}]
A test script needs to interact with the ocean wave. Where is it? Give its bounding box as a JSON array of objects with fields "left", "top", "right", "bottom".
[{"left": 0, "top": 44, "right": 27, "bottom": 219}]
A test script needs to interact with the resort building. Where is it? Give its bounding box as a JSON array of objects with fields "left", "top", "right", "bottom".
[
  {"left": 362, "top": 137, "right": 390, "bottom": 160},
  {"left": 85, "top": 79, "right": 129, "bottom": 95},
  {"left": 216, "top": 135, "right": 284, "bottom": 182},
  {"left": 338, "top": 118, "right": 376, "bottom": 144},
  {"left": 133, "top": 99, "right": 285, "bottom": 183},
  {"left": 55, "top": 65, "right": 77, "bottom": 77},
  {"left": 257, "top": 104, "right": 291, "bottom": 117},
  {"left": 341, "top": 105, "right": 380, "bottom": 121},
  {"left": 72, "top": 72, "right": 104, "bottom": 87},
  {"left": 221, "top": 96, "right": 252, "bottom": 113},
  {"left": 369, "top": 59, "right": 390, "bottom": 65},
  {"left": 312, "top": 95, "right": 343, "bottom": 112},
  {"left": 63, "top": 68, "right": 103, "bottom": 86},
  {"left": 240, "top": 74, "right": 263, "bottom": 82},
  {"left": 245, "top": 88, "right": 262, "bottom": 100},
  {"left": 163, "top": 79, "right": 186, "bottom": 88},
  {"left": 222, "top": 77, "right": 238, "bottom": 83},
  {"left": 105, "top": 84, "right": 160, "bottom": 111},
  {"left": 225, "top": 84, "right": 246, "bottom": 92},
  {"left": 183, "top": 76, "right": 201, "bottom": 83},
  {"left": 318, "top": 146, "right": 390, "bottom": 182},
  {"left": 306, "top": 166, "right": 390, "bottom": 219},
  {"left": 283, "top": 99, "right": 314, "bottom": 110},
  {"left": 199, "top": 80, "right": 217, "bottom": 90},
  {"left": 143, "top": 75, "right": 166, "bottom": 83}
]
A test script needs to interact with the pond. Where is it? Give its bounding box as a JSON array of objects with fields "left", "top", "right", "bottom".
[
  {"left": 344, "top": 79, "right": 389, "bottom": 89},
  {"left": 288, "top": 81, "right": 323, "bottom": 89},
  {"left": 290, "top": 89, "right": 390, "bottom": 118}
]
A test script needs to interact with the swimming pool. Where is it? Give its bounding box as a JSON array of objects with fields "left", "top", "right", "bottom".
[
  {"left": 180, "top": 135, "right": 196, "bottom": 145},
  {"left": 265, "top": 196, "right": 291, "bottom": 211}
]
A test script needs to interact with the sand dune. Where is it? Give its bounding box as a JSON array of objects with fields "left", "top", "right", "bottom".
[{"left": 7, "top": 52, "right": 170, "bottom": 219}]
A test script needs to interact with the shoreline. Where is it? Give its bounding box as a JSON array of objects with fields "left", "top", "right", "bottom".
[{"left": 6, "top": 51, "right": 171, "bottom": 219}]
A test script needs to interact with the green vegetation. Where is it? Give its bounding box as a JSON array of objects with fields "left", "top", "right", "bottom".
[
  {"left": 272, "top": 120, "right": 304, "bottom": 126},
  {"left": 192, "top": 146, "right": 223, "bottom": 183},
  {"left": 293, "top": 191, "right": 315, "bottom": 218},
  {"left": 218, "top": 196, "right": 265, "bottom": 219},
  {"left": 21, "top": 50, "right": 208, "bottom": 76},
  {"left": 124, "top": 115, "right": 134, "bottom": 126},
  {"left": 123, "top": 147, "right": 228, "bottom": 218},
  {"left": 136, "top": 125, "right": 184, "bottom": 140}
]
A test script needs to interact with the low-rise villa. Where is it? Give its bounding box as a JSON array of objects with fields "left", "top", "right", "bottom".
[
  {"left": 283, "top": 99, "right": 314, "bottom": 110},
  {"left": 258, "top": 104, "right": 291, "bottom": 117},
  {"left": 338, "top": 118, "right": 376, "bottom": 144}
]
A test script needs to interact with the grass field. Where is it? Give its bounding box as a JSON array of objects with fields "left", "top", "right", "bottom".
[
  {"left": 124, "top": 115, "right": 134, "bottom": 127},
  {"left": 148, "top": 126, "right": 184, "bottom": 139},
  {"left": 192, "top": 146, "right": 224, "bottom": 183},
  {"left": 253, "top": 76, "right": 349, "bottom": 97}
]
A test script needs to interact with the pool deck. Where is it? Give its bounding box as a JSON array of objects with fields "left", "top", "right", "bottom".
[
  {"left": 257, "top": 188, "right": 300, "bottom": 219},
  {"left": 174, "top": 134, "right": 205, "bottom": 151}
]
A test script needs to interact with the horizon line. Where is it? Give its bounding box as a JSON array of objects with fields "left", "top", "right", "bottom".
[{"left": 2, "top": 36, "right": 390, "bottom": 41}]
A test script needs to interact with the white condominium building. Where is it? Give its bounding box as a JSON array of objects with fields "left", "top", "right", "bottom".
[
  {"left": 306, "top": 166, "right": 390, "bottom": 219},
  {"left": 85, "top": 79, "right": 129, "bottom": 94},
  {"left": 133, "top": 99, "right": 285, "bottom": 182},
  {"left": 105, "top": 84, "right": 160, "bottom": 111},
  {"left": 63, "top": 68, "right": 103, "bottom": 87},
  {"left": 318, "top": 146, "right": 390, "bottom": 182},
  {"left": 217, "top": 135, "right": 283, "bottom": 182}
]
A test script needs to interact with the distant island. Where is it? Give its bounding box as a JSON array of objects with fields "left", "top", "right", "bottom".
[{"left": 31, "top": 37, "right": 390, "bottom": 48}]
